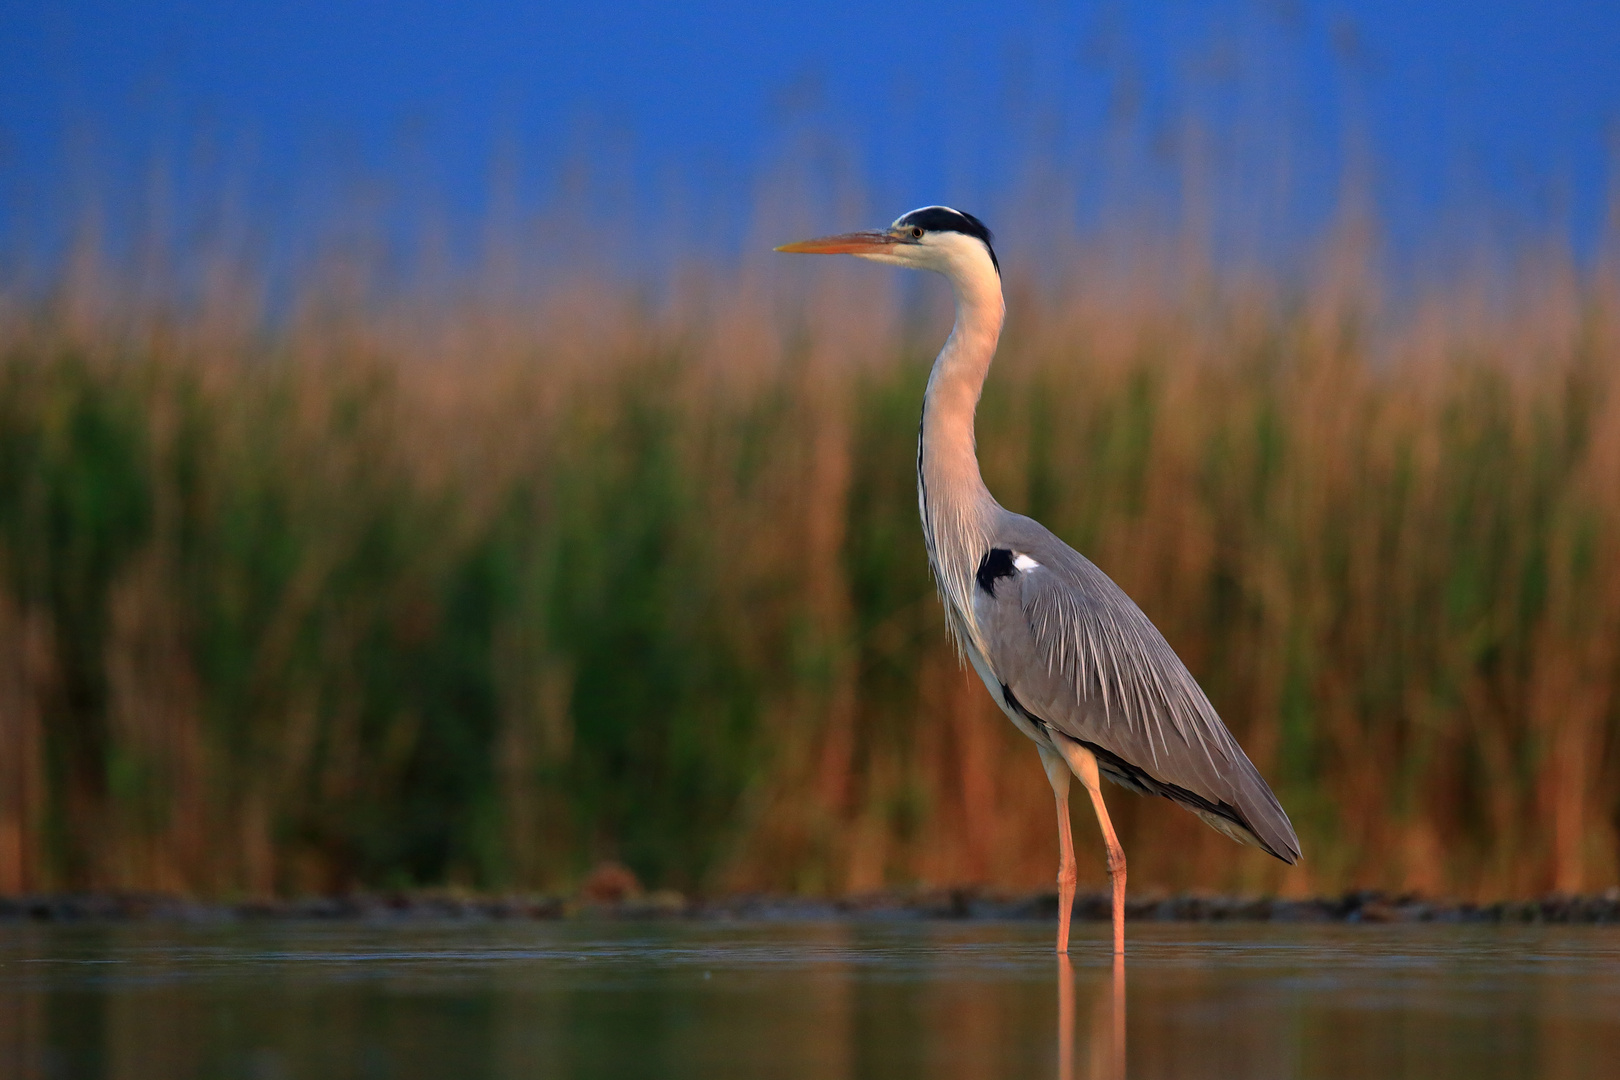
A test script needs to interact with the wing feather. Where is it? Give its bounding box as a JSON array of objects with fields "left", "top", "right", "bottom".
[{"left": 973, "top": 514, "right": 1301, "bottom": 864}]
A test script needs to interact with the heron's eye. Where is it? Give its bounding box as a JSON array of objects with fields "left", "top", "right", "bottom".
[{"left": 911, "top": 226, "right": 924, "bottom": 239}]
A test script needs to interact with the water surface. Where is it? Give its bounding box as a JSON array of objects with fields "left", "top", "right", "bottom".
[{"left": 0, "top": 920, "right": 1615, "bottom": 1079}]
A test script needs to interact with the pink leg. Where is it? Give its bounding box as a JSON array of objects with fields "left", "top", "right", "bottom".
[
  {"left": 1083, "top": 782, "right": 1128, "bottom": 956},
  {"left": 1039, "top": 747, "right": 1077, "bottom": 954},
  {"left": 1052, "top": 737, "right": 1128, "bottom": 955},
  {"left": 1055, "top": 789, "right": 1078, "bottom": 954}
]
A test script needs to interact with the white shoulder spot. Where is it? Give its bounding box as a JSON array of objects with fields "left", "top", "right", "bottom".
[{"left": 1013, "top": 553, "right": 1040, "bottom": 572}]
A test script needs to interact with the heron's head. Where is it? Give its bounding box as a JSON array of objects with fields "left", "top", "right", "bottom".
[{"left": 775, "top": 206, "right": 1000, "bottom": 281}]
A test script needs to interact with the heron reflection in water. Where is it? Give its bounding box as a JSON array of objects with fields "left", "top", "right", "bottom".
[
  {"left": 778, "top": 209, "right": 1300, "bottom": 955},
  {"left": 1059, "top": 953, "right": 1125, "bottom": 1080}
]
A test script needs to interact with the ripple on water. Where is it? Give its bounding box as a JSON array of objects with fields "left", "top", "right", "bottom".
[{"left": 0, "top": 921, "right": 1616, "bottom": 1079}]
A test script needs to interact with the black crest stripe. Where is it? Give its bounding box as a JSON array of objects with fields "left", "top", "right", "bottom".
[{"left": 895, "top": 206, "right": 1000, "bottom": 275}]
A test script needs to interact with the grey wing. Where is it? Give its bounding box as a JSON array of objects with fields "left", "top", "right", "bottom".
[{"left": 973, "top": 515, "right": 1301, "bottom": 864}]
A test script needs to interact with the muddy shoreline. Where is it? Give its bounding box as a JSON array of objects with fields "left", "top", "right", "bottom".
[{"left": 4, "top": 889, "right": 1619, "bottom": 925}]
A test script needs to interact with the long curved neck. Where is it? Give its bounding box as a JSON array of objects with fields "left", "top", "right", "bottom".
[
  {"left": 920, "top": 262, "right": 1005, "bottom": 522},
  {"left": 917, "top": 256, "right": 1005, "bottom": 650}
]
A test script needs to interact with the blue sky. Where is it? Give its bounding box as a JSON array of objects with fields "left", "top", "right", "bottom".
[{"left": 3, "top": 0, "right": 1618, "bottom": 270}]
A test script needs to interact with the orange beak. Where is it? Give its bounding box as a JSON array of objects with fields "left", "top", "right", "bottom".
[{"left": 774, "top": 230, "right": 898, "bottom": 255}]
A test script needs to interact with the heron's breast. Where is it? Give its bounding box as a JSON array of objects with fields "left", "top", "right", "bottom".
[{"left": 961, "top": 632, "right": 1050, "bottom": 748}]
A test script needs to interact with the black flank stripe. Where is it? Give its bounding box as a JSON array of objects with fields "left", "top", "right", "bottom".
[{"left": 996, "top": 680, "right": 1279, "bottom": 861}]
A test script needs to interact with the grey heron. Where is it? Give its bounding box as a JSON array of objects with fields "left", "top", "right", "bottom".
[{"left": 777, "top": 207, "right": 1301, "bottom": 954}]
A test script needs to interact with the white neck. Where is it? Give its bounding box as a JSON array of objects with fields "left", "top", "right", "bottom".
[
  {"left": 921, "top": 253, "right": 1005, "bottom": 503},
  {"left": 915, "top": 240, "right": 1006, "bottom": 647}
]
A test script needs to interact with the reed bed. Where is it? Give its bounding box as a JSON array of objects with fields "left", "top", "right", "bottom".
[{"left": 0, "top": 230, "right": 1616, "bottom": 901}]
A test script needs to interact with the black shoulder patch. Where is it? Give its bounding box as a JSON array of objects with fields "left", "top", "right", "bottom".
[
  {"left": 894, "top": 206, "right": 1000, "bottom": 275},
  {"left": 976, "top": 548, "right": 1016, "bottom": 596}
]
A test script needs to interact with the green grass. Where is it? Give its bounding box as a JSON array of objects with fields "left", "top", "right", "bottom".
[{"left": 0, "top": 254, "right": 1615, "bottom": 900}]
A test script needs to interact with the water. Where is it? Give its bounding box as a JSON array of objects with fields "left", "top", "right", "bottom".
[{"left": 1, "top": 920, "right": 1616, "bottom": 1079}]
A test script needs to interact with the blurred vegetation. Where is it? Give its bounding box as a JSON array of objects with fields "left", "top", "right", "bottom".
[{"left": 0, "top": 235, "right": 1617, "bottom": 901}]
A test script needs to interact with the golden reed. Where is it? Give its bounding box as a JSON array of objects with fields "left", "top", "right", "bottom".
[{"left": 0, "top": 217, "right": 1616, "bottom": 901}]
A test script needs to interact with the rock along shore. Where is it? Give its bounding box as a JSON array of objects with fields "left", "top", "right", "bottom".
[{"left": 3, "top": 888, "right": 1619, "bottom": 925}]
